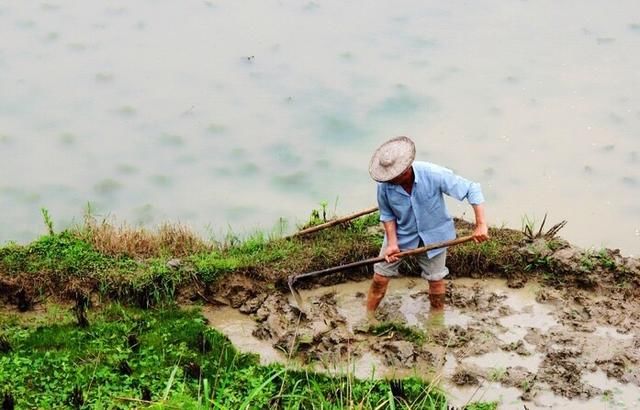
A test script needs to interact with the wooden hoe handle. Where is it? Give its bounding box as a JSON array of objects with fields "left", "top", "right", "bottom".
[{"left": 289, "top": 235, "right": 474, "bottom": 285}]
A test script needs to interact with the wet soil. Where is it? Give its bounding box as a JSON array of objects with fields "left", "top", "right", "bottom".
[
  {"left": 204, "top": 277, "right": 640, "bottom": 409},
  {"left": 3, "top": 221, "right": 640, "bottom": 408}
]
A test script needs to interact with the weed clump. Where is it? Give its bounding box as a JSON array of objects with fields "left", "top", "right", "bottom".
[
  {"left": 140, "top": 386, "right": 152, "bottom": 401},
  {"left": 73, "top": 292, "right": 90, "bottom": 328},
  {"left": 447, "top": 219, "right": 525, "bottom": 277},
  {"left": 369, "top": 321, "right": 426, "bottom": 345},
  {"left": 75, "top": 214, "right": 209, "bottom": 259},
  {"left": 2, "top": 392, "right": 14, "bottom": 410},
  {"left": 0, "top": 335, "right": 11, "bottom": 353},
  {"left": 25, "top": 231, "right": 110, "bottom": 275},
  {"left": 118, "top": 359, "right": 132, "bottom": 376},
  {"left": 68, "top": 385, "right": 84, "bottom": 409}
]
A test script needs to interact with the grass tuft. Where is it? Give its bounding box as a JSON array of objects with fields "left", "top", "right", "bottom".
[
  {"left": 13, "top": 231, "right": 109, "bottom": 276},
  {"left": 369, "top": 322, "right": 426, "bottom": 345},
  {"left": 74, "top": 214, "right": 210, "bottom": 259}
]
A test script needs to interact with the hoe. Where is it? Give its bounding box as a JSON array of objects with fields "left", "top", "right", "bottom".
[{"left": 287, "top": 235, "right": 474, "bottom": 312}]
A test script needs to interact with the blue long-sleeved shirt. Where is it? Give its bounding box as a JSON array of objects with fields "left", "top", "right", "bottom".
[{"left": 376, "top": 161, "right": 484, "bottom": 257}]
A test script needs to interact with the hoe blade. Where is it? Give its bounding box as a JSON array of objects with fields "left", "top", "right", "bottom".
[{"left": 287, "top": 275, "right": 306, "bottom": 314}]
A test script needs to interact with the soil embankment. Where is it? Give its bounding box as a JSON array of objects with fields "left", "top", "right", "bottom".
[{"left": 2, "top": 216, "right": 640, "bottom": 408}]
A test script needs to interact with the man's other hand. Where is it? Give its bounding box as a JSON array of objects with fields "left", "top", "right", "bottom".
[{"left": 472, "top": 223, "right": 490, "bottom": 243}]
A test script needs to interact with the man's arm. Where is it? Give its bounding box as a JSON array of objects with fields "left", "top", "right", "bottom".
[
  {"left": 435, "top": 166, "right": 489, "bottom": 243},
  {"left": 472, "top": 203, "right": 489, "bottom": 242},
  {"left": 382, "top": 220, "right": 401, "bottom": 262},
  {"left": 377, "top": 184, "right": 403, "bottom": 261}
]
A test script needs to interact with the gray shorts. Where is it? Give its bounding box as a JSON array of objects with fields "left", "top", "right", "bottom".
[{"left": 373, "top": 240, "right": 449, "bottom": 281}]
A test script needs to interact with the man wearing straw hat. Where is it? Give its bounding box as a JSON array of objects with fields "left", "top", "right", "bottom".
[{"left": 367, "top": 136, "right": 489, "bottom": 320}]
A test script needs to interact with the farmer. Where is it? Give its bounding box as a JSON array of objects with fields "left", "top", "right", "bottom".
[{"left": 366, "top": 136, "right": 489, "bottom": 320}]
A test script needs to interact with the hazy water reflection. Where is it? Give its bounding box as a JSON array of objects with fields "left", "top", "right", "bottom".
[{"left": 0, "top": 1, "right": 638, "bottom": 255}]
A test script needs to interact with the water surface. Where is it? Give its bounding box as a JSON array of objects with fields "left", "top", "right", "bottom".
[{"left": 1, "top": 1, "right": 638, "bottom": 254}]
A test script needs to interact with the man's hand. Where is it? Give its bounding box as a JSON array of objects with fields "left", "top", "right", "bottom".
[
  {"left": 471, "top": 204, "right": 489, "bottom": 243},
  {"left": 472, "top": 222, "right": 490, "bottom": 243},
  {"left": 384, "top": 243, "right": 401, "bottom": 262}
]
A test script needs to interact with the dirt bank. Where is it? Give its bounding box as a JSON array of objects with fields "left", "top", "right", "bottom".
[{"left": 2, "top": 217, "right": 640, "bottom": 407}]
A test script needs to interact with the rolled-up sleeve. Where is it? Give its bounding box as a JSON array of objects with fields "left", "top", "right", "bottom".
[
  {"left": 466, "top": 181, "right": 485, "bottom": 204},
  {"left": 376, "top": 184, "right": 396, "bottom": 222},
  {"left": 439, "top": 168, "right": 485, "bottom": 205}
]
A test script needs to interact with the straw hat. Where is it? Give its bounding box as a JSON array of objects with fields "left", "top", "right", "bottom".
[{"left": 368, "top": 136, "right": 416, "bottom": 182}]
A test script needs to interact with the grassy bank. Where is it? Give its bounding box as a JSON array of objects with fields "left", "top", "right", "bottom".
[
  {"left": 0, "top": 210, "right": 383, "bottom": 308},
  {"left": 0, "top": 211, "right": 500, "bottom": 408},
  {"left": 0, "top": 304, "right": 487, "bottom": 409},
  {"left": 1, "top": 207, "right": 637, "bottom": 408},
  {"left": 0, "top": 208, "right": 534, "bottom": 309},
  {"left": 1, "top": 208, "right": 637, "bottom": 310}
]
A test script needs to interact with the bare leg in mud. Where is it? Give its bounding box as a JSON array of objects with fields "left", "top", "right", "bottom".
[
  {"left": 426, "top": 279, "right": 447, "bottom": 330},
  {"left": 428, "top": 279, "right": 446, "bottom": 310},
  {"left": 425, "top": 307, "right": 446, "bottom": 330},
  {"left": 366, "top": 273, "right": 390, "bottom": 323}
]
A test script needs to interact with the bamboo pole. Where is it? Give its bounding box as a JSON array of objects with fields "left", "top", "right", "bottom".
[{"left": 288, "top": 206, "right": 379, "bottom": 238}]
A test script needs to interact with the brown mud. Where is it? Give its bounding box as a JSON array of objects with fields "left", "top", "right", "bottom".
[
  {"left": 205, "top": 276, "right": 640, "bottom": 409},
  {"left": 202, "top": 224, "right": 640, "bottom": 409}
]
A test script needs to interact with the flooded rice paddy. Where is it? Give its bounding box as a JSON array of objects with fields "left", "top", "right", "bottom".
[
  {"left": 0, "top": 1, "right": 639, "bottom": 255},
  {"left": 204, "top": 277, "right": 640, "bottom": 409}
]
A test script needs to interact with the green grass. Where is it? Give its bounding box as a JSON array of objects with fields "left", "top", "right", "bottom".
[
  {"left": 487, "top": 367, "right": 506, "bottom": 382},
  {"left": 464, "top": 403, "right": 498, "bottom": 410},
  {"left": 369, "top": 322, "right": 426, "bottom": 345},
  {"left": 446, "top": 222, "right": 525, "bottom": 276},
  {"left": 595, "top": 249, "right": 617, "bottom": 270},
  {"left": 0, "top": 305, "right": 462, "bottom": 409},
  {"left": 0, "top": 232, "right": 110, "bottom": 275}
]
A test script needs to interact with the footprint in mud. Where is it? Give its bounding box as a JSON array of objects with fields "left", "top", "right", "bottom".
[
  {"left": 448, "top": 283, "right": 506, "bottom": 311},
  {"left": 431, "top": 325, "right": 470, "bottom": 349},
  {"left": 538, "top": 346, "right": 601, "bottom": 399},
  {"left": 371, "top": 340, "right": 434, "bottom": 367},
  {"left": 450, "top": 368, "right": 480, "bottom": 386},
  {"left": 376, "top": 295, "right": 408, "bottom": 323}
]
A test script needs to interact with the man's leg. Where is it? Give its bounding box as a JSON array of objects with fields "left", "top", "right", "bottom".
[
  {"left": 428, "top": 279, "right": 446, "bottom": 310},
  {"left": 418, "top": 250, "right": 449, "bottom": 311},
  {"left": 366, "top": 273, "right": 390, "bottom": 320},
  {"left": 366, "top": 239, "right": 400, "bottom": 321}
]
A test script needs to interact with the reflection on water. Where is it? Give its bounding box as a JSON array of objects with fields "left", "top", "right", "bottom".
[{"left": 0, "top": 1, "right": 639, "bottom": 255}]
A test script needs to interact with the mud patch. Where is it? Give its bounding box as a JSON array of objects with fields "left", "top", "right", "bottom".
[{"left": 206, "top": 277, "right": 640, "bottom": 409}]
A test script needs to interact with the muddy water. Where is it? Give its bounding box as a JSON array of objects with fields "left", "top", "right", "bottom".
[
  {"left": 204, "top": 277, "right": 640, "bottom": 409},
  {"left": 1, "top": 2, "right": 639, "bottom": 255},
  {"left": 204, "top": 307, "right": 285, "bottom": 365}
]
